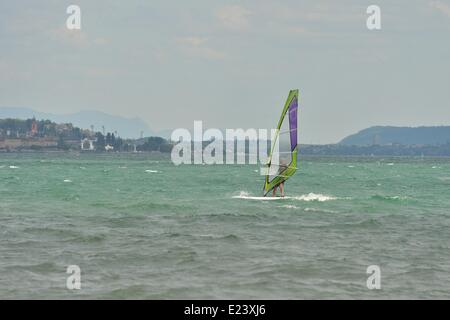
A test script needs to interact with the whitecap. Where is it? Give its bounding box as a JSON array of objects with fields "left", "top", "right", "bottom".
[
  {"left": 390, "top": 195, "right": 408, "bottom": 200},
  {"left": 232, "top": 191, "right": 287, "bottom": 201},
  {"left": 387, "top": 163, "right": 395, "bottom": 166},
  {"left": 63, "top": 179, "right": 72, "bottom": 183},
  {"left": 145, "top": 170, "right": 159, "bottom": 173},
  {"left": 237, "top": 191, "right": 249, "bottom": 197},
  {"left": 280, "top": 204, "right": 298, "bottom": 209},
  {"left": 294, "top": 193, "right": 337, "bottom": 202},
  {"left": 9, "top": 165, "right": 19, "bottom": 169},
  {"left": 373, "top": 195, "right": 408, "bottom": 201}
]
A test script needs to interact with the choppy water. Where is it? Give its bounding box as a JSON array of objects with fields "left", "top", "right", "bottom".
[{"left": 1, "top": 153, "right": 450, "bottom": 299}]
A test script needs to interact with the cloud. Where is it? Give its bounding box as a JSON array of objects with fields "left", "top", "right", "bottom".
[
  {"left": 216, "top": 5, "right": 251, "bottom": 30},
  {"left": 287, "top": 26, "right": 327, "bottom": 38},
  {"left": 83, "top": 67, "right": 116, "bottom": 78},
  {"left": 177, "top": 37, "right": 209, "bottom": 47},
  {"left": 430, "top": 1, "right": 450, "bottom": 17},
  {"left": 49, "top": 27, "right": 110, "bottom": 48},
  {"left": 49, "top": 26, "right": 89, "bottom": 47},
  {"left": 176, "top": 37, "right": 226, "bottom": 60},
  {"left": 0, "top": 60, "right": 32, "bottom": 82},
  {"left": 93, "top": 37, "right": 110, "bottom": 46}
]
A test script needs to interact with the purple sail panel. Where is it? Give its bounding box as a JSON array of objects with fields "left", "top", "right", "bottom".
[{"left": 288, "top": 98, "right": 298, "bottom": 151}]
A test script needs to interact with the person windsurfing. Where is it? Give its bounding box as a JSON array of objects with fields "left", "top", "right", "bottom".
[
  {"left": 272, "top": 161, "right": 288, "bottom": 197},
  {"left": 262, "top": 90, "right": 299, "bottom": 198}
]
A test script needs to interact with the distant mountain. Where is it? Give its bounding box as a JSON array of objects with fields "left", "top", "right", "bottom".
[
  {"left": 0, "top": 107, "right": 155, "bottom": 139},
  {"left": 340, "top": 126, "right": 450, "bottom": 146}
]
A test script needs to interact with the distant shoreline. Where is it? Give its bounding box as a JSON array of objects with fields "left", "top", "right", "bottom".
[
  {"left": 2, "top": 149, "right": 450, "bottom": 159},
  {"left": 0, "top": 149, "right": 167, "bottom": 155}
]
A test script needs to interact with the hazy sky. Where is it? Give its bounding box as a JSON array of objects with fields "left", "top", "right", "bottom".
[{"left": 1, "top": 0, "right": 449, "bottom": 143}]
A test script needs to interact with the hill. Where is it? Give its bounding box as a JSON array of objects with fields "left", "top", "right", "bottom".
[{"left": 339, "top": 126, "right": 450, "bottom": 146}]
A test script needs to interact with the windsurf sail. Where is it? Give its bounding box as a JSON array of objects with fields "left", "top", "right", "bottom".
[{"left": 263, "top": 89, "right": 299, "bottom": 196}]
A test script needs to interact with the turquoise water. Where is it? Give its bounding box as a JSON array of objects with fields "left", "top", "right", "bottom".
[{"left": 1, "top": 153, "right": 450, "bottom": 299}]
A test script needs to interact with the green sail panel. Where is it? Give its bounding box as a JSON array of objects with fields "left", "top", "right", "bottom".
[{"left": 263, "top": 90, "right": 299, "bottom": 196}]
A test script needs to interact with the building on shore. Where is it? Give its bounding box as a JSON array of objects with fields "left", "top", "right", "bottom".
[
  {"left": 81, "top": 138, "right": 95, "bottom": 151},
  {"left": 31, "top": 118, "right": 38, "bottom": 136}
]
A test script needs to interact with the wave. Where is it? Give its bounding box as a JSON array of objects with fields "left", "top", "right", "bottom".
[
  {"left": 198, "top": 234, "right": 240, "bottom": 241},
  {"left": 371, "top": 195, "right": 409, "bottom": 201},
  {"left": 293, "top": 193, "right": 337, "bottom": 202},
  {"left": 236, "top": 191, "right": 249, "bottom": 197},
  {"left": 304, "top": 207, "right": 339, "bottom": 213},
  {"left": 63, "top": 179, "right": 72, "bottom": 183},
  {"left": 232, "top": 191, "right": 286, "bottom": 201},
  {"left": 69, "top": 233, "right": 107, "bottom": 243},
  {"left": 145, "top": 169, "right": 159, "bottom": 173},
  {"left": 11, "top": 261, "right": 60, "bottom": 273},
  {"left": 280, "top": 204, "right": 299, "bottom": 209},
  {"left": 233, "top": 191, "right": 340, "bottom": 202},
  {"left": 107, "top": 285, "right": 148, "bottom": 299},
  {"left": 9, "top": 165, "right": 19, "bottom": 169}
]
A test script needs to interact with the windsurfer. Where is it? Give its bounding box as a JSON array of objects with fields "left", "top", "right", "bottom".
[{"left": 272, "top": 162, "right": 288, "bottom": 197}]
